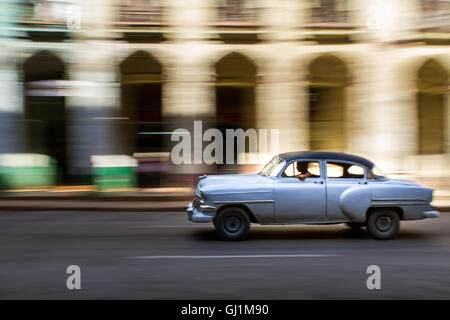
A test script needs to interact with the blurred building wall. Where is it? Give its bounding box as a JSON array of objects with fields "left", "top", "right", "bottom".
[{"left": 0, "top": 0, "right": 449, "bottom": 189}]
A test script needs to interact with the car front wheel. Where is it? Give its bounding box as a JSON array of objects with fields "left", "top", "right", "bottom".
[
  {"left": 366, "top": 209, "right": 400, "bottom": 240},
  {"left": 214, "top": 207, "right": 250, "bottom": 241}
]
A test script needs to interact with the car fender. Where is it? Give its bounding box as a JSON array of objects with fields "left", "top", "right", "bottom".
[{"left": 339, "top": 185, "right": 372, "bottom": 221}]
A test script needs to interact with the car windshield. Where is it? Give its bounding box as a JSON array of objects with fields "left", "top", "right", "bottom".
[{"left": 259, "top": 157, "right": 286, "bottom": 177}]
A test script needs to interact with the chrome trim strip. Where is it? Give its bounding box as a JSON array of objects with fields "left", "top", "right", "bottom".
[
  {"left": 372, "top": 201, "right": 427, "bottom": 206},
  {"left": 372, "top": 198, "right": 428, "bottom": 205},
  {"left": 208, "top": 191, "right": 272, "bottom": 196},
  {"left": 372, "top": 198, "right": 423, "bottom": 201},
  {"left": 199, "top": 205, "right": 216, "bottom": 211},
  {"left": 213, "top": 200, "right": 274, "bottom": 204}
]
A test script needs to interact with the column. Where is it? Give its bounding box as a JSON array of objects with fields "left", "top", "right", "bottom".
[
  {"left": 65, "top": 0, "right": 119, "bottom": 183},
  {"left": 0, "top": 0, "right": 23, "bottom": 154},
  {"left": 256, "top": 48, "right": 308, "bottom": 156}
]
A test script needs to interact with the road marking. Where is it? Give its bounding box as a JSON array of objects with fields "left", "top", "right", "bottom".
[{"left": 129, "top": 254, "right": 339, "bottom": 259}]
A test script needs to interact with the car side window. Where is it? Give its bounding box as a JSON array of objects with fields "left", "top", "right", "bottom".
[
  {"left": 326, "top": 162, "right": 365, "bottom": 179},
  {"left": 282, "top": 161, "right": 321, "bottom": 178}
]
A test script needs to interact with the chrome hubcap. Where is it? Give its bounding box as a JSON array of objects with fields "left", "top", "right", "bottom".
[
  {"left": 376, "top": 216, "right": 393, "bottom": 232},
  {"left": 224, "top": 216, "right": 241, "bottom": 233}
]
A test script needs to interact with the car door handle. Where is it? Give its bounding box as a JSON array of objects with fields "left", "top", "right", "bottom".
[
  {"left": 314, "top": 180, "right": 324, "bottom": 184},
  {"left": 358, "top": 181, "right": 368, "bottom": 185}
]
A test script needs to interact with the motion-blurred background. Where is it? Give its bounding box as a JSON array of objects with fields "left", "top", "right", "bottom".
[{"left": 0, "top": 0, "right": 448, "bottom": 201}]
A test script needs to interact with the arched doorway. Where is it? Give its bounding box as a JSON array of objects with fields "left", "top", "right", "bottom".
[
  {"left": 215, "top": 52, "right": 256, "bottom": 167},
  {"left": 23, "top": 51, "right": 68, "bottom": 183},
  {"left": 120, "top": 51, "right": 164, "bottom": 187},
  {"left": 417, "top": 59, "right": 448, "bottom": 155},
  {"left": 308, "top": 55, "right": 348, "bottom": 151}
]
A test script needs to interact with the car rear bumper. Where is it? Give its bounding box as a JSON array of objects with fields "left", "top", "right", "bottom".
[
  {"left": 422, "top": 210, "right": 439, "bottom": 219},
  {"left": 187, "top": 203, "right": 214, "bottom": 223}
]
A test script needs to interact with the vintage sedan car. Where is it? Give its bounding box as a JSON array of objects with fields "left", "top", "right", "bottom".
[{"left": 186, "top": 152, "right": 439, "bottom": 240}]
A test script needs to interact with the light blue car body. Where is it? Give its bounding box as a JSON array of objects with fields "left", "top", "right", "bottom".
[{"left": 187, "top": 152, "right": 439, "bottom": 225}]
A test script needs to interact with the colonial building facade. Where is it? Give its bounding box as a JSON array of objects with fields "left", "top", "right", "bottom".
[{"left": 0, "top": 0, "right": 449, "bottom": 189}]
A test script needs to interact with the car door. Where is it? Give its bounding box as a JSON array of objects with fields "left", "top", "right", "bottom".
[
  {"left": 325, "top": 160, "right": 368, "bottom": 220},
  {"left": 274, "top": 160, "right": 326, "bottom": 222}
]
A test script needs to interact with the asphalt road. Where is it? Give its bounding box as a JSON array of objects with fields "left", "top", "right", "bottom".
[{"left": 1, "top": 210, "right": 450, "bottom": 299}]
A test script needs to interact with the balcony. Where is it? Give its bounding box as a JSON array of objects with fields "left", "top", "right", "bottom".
[
  {"left": 420, "top": 0, "right": 450, "bottom": 30},
  {"left": 112, "top": 1, "right": 167, "bottom": 42},
  {"left": 14, "top": 0, "right": 80, "bottom": 41},
  {"left": 211, "top": 1, "right": 265, "bottom": 43},
  {"left": 301, "top": 0, "right": 360, "bottom": 44},
  {"left": 415, "top": 0, "right": 450, "bottom": 44}
]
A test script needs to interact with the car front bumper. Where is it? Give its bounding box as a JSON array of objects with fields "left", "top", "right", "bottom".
[{"left": 187, "top": 203, "right": 214, "bottom": 223}]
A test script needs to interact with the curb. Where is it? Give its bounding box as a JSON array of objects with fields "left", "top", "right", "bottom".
[
  {"left": 0, "top": 195, "right": 193, "bottom": 202},
  {"left": 0, "top": 200, "right": 188, "bottom": 212},
  {"left": 0, "top": 206, "right": 187, "bottom": 212}
]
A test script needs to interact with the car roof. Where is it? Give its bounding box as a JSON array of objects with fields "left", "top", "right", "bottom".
[{"left": 278, "top": 151, "right": 374, "bottom": 169}]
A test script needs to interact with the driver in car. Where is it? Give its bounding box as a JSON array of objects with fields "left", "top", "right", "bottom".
[{"left": 295, "top": 162, "right": 319, "bottom": 180}]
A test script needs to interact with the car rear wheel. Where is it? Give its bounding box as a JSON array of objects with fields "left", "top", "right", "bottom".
[
  {"left": 214, "top": 207, "right": 250, "bottom": 241},
  {"left": 366, "top": 209, "right": 400, "bottom": 240}
]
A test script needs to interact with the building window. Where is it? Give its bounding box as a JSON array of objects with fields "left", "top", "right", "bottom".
[
  {"left": 116, "top": 0, "right": 164, "bottom": 25},
  {"left": 308, "top": 0, "right": 348, "bottom": 24},
  {"left": 217, "top": 0, "right": 260, "bottom": 23},
  {"left": 420, "top": 0, "right": 450, "bottom": 30}
]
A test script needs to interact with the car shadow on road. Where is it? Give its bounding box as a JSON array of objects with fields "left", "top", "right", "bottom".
[{"left": 191, "top": 226, "right": 432, "bottom": 242}]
